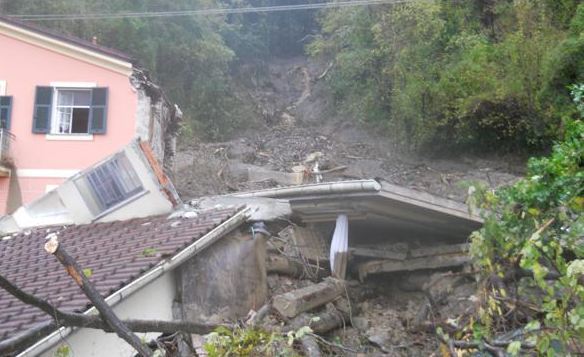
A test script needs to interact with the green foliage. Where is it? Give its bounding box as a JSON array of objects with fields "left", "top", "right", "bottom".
[
  {"left": 203, "top": 326, "right": 297, "bottom": 356},
  {"left": 141, "top": 248, "right": 158, "bottom": 257},
  {"left": 310, "top": 0, "right": 583, "bottom": 152},
  {"left": 82, "top": 268, "right": 93, "bottom": 278},
  {"left": 467, "top": 87, "right": 584, "bottom": 353},
  {"left": 53, "top": 344, "right": 71, "bottom": 357}
]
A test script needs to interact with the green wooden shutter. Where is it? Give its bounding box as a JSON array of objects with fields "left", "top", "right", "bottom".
[
  {"left": 32, "top": 86, "right": 53, "bottom": 133},
  {"left": 0, "top": 96, "right": 12, "bottom": 130},
  {"left": 89, "top": 87, "right": 108, "bottom": 134}
]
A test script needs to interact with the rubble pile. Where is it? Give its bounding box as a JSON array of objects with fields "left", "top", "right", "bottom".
[{"left": 240, "top": 224, "right": 479, "bottom": 356}]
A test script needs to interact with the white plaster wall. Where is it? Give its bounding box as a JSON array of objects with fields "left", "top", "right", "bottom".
[{"left": 39, "top": 271, "right": 176, "bottom": 357}]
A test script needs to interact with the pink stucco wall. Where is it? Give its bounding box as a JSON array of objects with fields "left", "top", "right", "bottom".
[{"left": 0, "top": 32, "right": 138, "bottom": 213}]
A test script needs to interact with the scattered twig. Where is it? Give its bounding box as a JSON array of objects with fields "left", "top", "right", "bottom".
[{"left": 307, "top": 332, "right": 359, "bottom": 353}]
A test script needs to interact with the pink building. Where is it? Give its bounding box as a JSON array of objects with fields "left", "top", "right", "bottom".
[{"left": 0, "top": 16, "right": 181, "bottom": 215}]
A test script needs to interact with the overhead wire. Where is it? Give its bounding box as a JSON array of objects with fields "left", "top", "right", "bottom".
[{"left": 6, "top": 0, "right": 412, "bottom": 21}]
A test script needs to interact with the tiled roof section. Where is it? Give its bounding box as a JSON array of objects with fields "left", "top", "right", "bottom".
[
  {"left": 0, "top": 15, "right": 133, "bottom": 62},
  {"left": 0, "top": 207, "right": 241, "bottom": 342}
]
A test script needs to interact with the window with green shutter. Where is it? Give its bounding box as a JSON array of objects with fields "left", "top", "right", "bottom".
[
  {"left": 0, "top": 96, "right": 12, "bottom": 130},
  {"left": 33, "top": 86, "right": 108, "bottom": 135}
]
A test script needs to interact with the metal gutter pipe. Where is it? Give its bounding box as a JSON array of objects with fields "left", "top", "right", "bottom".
[{"left": 232, "top": 179, "right": 381, "bottom": 199}]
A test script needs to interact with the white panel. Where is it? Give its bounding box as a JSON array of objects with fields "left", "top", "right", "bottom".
[
  {"left": 16, "top": 169, "right": 80, "bottom": 178},
  {"left": 49, "top": 82, "right": 97, "bottom": 88},
  {"left": 45, "top": 134, "right": 94, "bottom": 141},
  {"left": 0, "top": 80, "right": 6, "bottom": 95}
]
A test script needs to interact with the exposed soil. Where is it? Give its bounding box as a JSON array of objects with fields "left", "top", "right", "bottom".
[
  {"left": 175, "top": 56, "right": 523, "bottom": 202},
  {"left": 174, "top": 56, "right": 523, "bottom": 355}
]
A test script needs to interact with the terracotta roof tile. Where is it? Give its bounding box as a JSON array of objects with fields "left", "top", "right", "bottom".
[{"left": 0, "top": 207, "right": 241, "bottom": 344}]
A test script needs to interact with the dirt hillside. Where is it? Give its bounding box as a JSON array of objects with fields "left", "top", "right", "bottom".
[{"left": 175, "top": 56, "right": 522, "bottom": 201}]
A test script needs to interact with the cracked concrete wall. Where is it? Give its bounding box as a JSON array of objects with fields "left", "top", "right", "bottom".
[{"left": 177, "top": 229, "right": 268, "bottom": 324}]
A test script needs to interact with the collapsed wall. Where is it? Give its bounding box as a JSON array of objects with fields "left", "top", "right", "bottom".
[{"left": 131, "top": 68, "right": 182, "bottom": 176}]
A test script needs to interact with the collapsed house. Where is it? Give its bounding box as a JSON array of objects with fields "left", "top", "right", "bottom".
[
  {"left": 0, "top": 15, "right": 182, "bottom": 215},
  {"left": 0, "top": 178, "right": 483, "bottom": 356},
  {"left": 0, "top": 140, "right": 181, "bottom": 234}
]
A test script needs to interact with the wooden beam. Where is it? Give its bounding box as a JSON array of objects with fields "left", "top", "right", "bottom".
[{"left": 272, "top": 278, "right": 345, "bottom": 318}]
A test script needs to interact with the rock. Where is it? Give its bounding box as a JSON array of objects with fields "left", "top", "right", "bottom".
[
  {"left": 351, "top": 316, "right": 369, "bottom": 331},
  {"left": 367, "top": 330, "right": 392, "bottom": 353}
]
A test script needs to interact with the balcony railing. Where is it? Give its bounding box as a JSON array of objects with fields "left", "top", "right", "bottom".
[{"left": 0, "top": 129, "right": 14, "bottom": 163}]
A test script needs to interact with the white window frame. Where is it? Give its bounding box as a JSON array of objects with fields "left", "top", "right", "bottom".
[{"left": 47, "top": 82, "right": 97, "bottom": 140}]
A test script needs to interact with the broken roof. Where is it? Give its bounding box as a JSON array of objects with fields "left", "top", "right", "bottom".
[
  {"left": 0, "top": 206, "right": 244, "bottom": 351},
  {"left": 232, "top": 179, "right": 482, "bottom": 241}
]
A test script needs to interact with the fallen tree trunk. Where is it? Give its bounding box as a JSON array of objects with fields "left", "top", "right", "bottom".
[
  {"left": 273, "top": 278, "right": 345, "bottom": 318},
  {"left": 45, "top": 236, "right": 153, "bottom": 356},
  {"left": 0, "top": 273, "right": 222, "bottom": 355}
]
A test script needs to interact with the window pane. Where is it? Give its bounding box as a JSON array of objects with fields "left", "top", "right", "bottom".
[
  {"left": 57, "top": 91, "right": 74, "bottom": 106},
  {"left": 57, "top": 90, "right": 91, "bottom": 106},
  {"left": 71, "top": 108, "right": 89, "bottom": 133},
  {"left": 83, "top": 154, "right": 143, "bottom": 213},
  {"left": 0, "top": 97, "right": 10, "bottom": 106},
  {"left": 73, "top": 91, "right": 91, "bottom": 106},
  {"left": 57, "top": 107, "right": 72, "bottom": 133}
]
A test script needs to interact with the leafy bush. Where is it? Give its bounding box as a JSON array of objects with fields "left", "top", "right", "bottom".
[
  {"left": 310, "top": 0, "right": 583, "bottom": 152},
  {"left": 203, "top": 326, "right": 298, "bottom": 357},
  {"left": 467, "top": 86, "right": 583, "bottom": 354}
]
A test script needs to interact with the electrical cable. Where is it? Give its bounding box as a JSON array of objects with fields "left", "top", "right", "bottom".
[{"left": 6, "top": 0, "right": 413, "bottom": 21}]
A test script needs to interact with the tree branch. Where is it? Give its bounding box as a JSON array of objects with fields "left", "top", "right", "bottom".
[
  {"left": 45, "top": 235, "right": 153, "bottom": 356},
  {"left": 0, "top": 272, "right": 222, "bottom": 355}
]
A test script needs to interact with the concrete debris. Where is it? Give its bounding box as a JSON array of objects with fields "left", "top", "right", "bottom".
[
  {"left": 350, "top": 243, "right": 408, "bottom": 261},
  {"left": 272, "top": 277, "right": 345, "bottom": 318},
  {"left": 190, "top": 196, "right": 292, "bottom": 222},
  {"left": 356, "top": 243, "right": 471, "bottom": 281}
]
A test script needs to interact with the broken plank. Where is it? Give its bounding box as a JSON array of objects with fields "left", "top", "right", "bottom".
[
  {"left": 350, "top": 246, "right": 407, "bottom": 261},
  {"left": 273, "top": 278, "right": 345, "bottom": 318},
  {"left": 409, "top": 243, "right": 469, "bottom": 258},
  {"left": 357, "top": 253, "right": 470, "bottom": 281}
]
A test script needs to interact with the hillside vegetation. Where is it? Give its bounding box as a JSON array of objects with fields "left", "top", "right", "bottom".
[
  {"left": 309, "top": 0, "right": 584, "bottom": 151},
  {"left": 2, "top": 0, "right": 582, "bottom": 153}
]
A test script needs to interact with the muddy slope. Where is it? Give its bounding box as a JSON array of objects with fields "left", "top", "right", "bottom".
[{"left": 175, "top": 56, "right": 522, "bottom": 201}]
